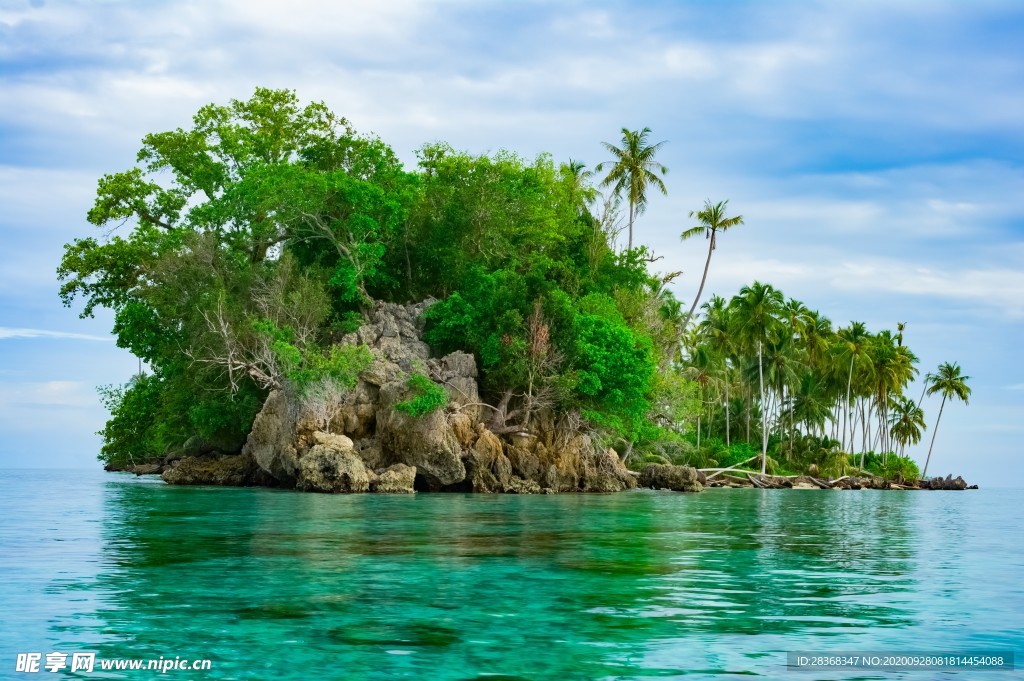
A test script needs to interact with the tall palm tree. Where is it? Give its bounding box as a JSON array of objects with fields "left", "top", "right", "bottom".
[
  {"left": 680, "top": 199, "right": 745, "bottom": 332},
  {"left": 596, "top": 127, "right": 668, "bottom": 251},
  {"left": 921, "top": 362, "right": 971, "bottom": 479},
  {"left": 889, "top": 396, "right": 926, "bottom": 456},
  {"left": 835, "top": 322, "right": 872, "bottom": 453},
  {"left": 731, "top": 281, "right": 784, "bottom": 474}
]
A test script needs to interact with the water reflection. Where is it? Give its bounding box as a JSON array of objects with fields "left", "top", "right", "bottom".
[{"left": 35, "top": 479, "right": 1014, "bottom": 680}]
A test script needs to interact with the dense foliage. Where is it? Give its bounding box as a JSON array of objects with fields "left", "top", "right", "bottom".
[{"left": 61, "top": 88, "right": 966, "bottom": 480}]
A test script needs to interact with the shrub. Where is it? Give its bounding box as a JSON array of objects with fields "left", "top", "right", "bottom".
[{"left": 394, "top": 373, "right": 449, "bottom": 417}]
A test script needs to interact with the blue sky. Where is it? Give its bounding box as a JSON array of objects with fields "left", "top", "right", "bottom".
[{"left": 1, "top": 0, "right": 1022, "bottom": 485}]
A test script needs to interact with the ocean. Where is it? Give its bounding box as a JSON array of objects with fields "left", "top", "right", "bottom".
[{"left": 1, "top": 469, "right": 1020, "bottom": 679}]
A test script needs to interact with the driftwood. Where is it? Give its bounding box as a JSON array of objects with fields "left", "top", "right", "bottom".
[
  {"left": 808, "top": 476, "right": 833, "bottom": 490},
  {"left": 747, "top": 473, "right": 768, "bottom": 488},
  {"left": 703, "top": 455, "right": 760, "bottom": 480}
]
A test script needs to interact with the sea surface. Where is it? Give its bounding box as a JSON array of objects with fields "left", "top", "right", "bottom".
[{"left": 0, "top": 469, "right": 1020, "bottom": 680}]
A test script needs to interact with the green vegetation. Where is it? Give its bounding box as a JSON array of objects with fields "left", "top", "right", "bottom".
[
  {"left": 59, "top": 88, "right": 969, "bottom": 480},
  {"left": 394, "top": 373, "right": 450, "bottom": 417}
]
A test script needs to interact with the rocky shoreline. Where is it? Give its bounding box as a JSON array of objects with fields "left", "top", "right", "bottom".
[{"left": 108, "top": 301, "right": 974, "bottom": 494}]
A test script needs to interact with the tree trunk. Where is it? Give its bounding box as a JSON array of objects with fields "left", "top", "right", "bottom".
[
  {"left": 759, "top": 340, "right": 768, "bottom": 475},
  {"left": 725, "top": 379, "right": 730, "bottom": 447},
  {"left": 697, "top": 414, "right": 701, "bottom": 451},
  {"left": 843, "top": 354, "right": 854, "bottom": 451},
  {"left": 922, "top": 394, "right": 947, "bottom": 479},
  {"left": 627, "top": 200, "right": 634, "bottom": 251},
  {"left": 681, "top": 231, "right": 716, "bottom": 333}
]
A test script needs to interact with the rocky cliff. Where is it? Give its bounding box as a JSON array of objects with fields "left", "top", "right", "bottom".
[{"left": 162, "top": 300, "right": 639, "bottom": 494}]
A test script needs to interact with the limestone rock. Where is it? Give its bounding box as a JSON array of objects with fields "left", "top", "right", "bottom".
[
  {"left": 372, "top": 464, "right": 417, "bottom": 493},
  {"left": 243, "top": 390, "right": 299, "bottom": 485},
  {"left": 638, "top": 463, "right": 704, "bottom": 493},
  {"left": 463, "top": 427, "right": 513, "bottom": 492},
  {"left": 581, "top": 448, "right": 639, "bottom": 492},
  {"left": 162, "top": 453, "right": 265, "bottom": 486},
  {"left": 312, "top": 431, "right": 354, "bottom": 451},
  {"left": 376, "top": 380, "right": 465, "bottom": 489},
  {"left": 296, "top": 444, "right": 372, "bottom": 493}
]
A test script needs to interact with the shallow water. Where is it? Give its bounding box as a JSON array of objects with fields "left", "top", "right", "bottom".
[{"left": 0, "top": 469, "right": 1020, "bottom": 679}]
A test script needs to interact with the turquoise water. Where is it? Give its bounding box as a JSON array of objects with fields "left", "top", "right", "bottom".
[{"left": 0, "top": 470, "right": 1020, "bottom": 680}]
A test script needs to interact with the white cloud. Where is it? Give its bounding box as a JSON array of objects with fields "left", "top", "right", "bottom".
[
  {"left": 0, "top": 380, "right": 97, "bottom": 408},
  {"left": 0, "top": 327, "right": 111, "bottom": 341}
]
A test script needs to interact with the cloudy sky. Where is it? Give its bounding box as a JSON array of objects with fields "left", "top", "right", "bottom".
[{"left": 1, "top": 0, "right": 1022, "bottom": 485}]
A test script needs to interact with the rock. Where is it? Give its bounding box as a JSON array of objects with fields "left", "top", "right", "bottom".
[
  {"left": 162, "top": 453, "right": 266, "bottom": 486},
  {"left": 376, "top": 381, "right": 465, "bottom": 489},
  {"left": 504, "top": 476, "right": 541, "bottom": 494},
  {"left": 428, "top": 351, "right": 481, "bottom": 420},
  {"left": 463, "top": 428, "right": 513, "bottom": 492},
  {"left": 296, "top": 444, "right": 372, "bottom": 493},
  {"left": 243, "top": 390, "right": 299, "bottom": 485},
  {"left": 312, "top": 431, "right": 354, "bottom": 451},
  {"left": 581, "top": 448, "right": 638, "bottom": 492},
  {"left": 921, "top": 474, "right": 968, "bottom": 490},
  {"left": 638, "top": 464, "right": 704, "bottom": 493},
  {"left": 372, "top": 464, "right": 417, "bottom": 493},
  {"left": 449, "top": 412, "right": 476, "bottom": 449},
  {"left": 129, "top": 463, "right": 162, "bottom": 476},
  {"left": 352, "top": 438, "right": 384, "bottom": 470}
]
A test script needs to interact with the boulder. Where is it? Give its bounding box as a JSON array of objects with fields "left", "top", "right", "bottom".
[
  {"left": 922, "top": 474, "right": 968, "bottom": 490},
  {"left": 376, "top": 381, "right": 465, "bottom": 489},
  {"left": 504, "top": 476, "right": 542, "bottom": 494},
  {"left": 312, "top": 431, "right": 354, "bottom": 451},
  {"left": 296, "top": 444, "right": 372, "bottom": 493},
  {"left": 463, "top": 427, "right": 513, "bottom": 492},
  {"left": 428, "top": 351, "right": 481, "bottom": 420},
  {"left": 162, "top": 453, "right": 265, "bottom": 486},
  {"left": 243, "top": 390, "right": 299, "bottom": 485},
  {"left": 581, "top": 448, "right": 638, "bottom": 492},
  {"left": 129, "top": 463, "right": 162, "bottom": 476},
  {"left": 638, "top": 463, "right": 704, "bottom": 493},
  {"left": 372, "top": 464, "right": 417, "bottom": 493}
]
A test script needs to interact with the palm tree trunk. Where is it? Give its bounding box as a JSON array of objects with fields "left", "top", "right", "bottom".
[
  {"left": 627, "top": 201, "right": 634, "bottom": 251},
  {"left": 759, "top": 340, "right": 768, "bottom": 475},
  {"left": 843, "top": 354, "right": 854, "bottom": 451},
  {"left": 922, "top": 395, "right": 947, "bottom": 479},
  {"left": 725, "top": 379, "right": 730, "bottom": 447},
  {"left": 681, "top": 232, "right": 716, "bottom": 333},
  {"left": 697, "top": 413, "right": 701, "bottom": 451}
]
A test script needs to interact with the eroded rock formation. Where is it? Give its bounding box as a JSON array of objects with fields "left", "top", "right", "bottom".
[{"left": 164, "top": 300, "right": 638, "bottom": 494}]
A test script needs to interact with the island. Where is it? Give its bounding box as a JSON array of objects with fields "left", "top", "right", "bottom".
[{"left": 59, "top": 88, "right": 973, "bottom": 494}]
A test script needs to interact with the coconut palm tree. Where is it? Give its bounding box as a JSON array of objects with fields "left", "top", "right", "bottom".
[
  {"left": 730, "top": 281, "right": 784, "bottom": 473},
  {"left": 835, "top": 322, "right": 872, "bottom": 453},
  {"left": 596, "top": 127, "right": 668, "bottom": 251},
  {"left": 889, "top": 396, "right": 926, "bottom": 456},
  {"left": 921, "top": 362, "right": 971, "bottom": 479},
  {"left": 679, "top": 200, "right": 745, "bottom": 332}
]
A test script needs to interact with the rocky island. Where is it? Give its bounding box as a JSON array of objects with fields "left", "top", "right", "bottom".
[{"left": 69, "top": 89, "right": 972, "bottom": 494}]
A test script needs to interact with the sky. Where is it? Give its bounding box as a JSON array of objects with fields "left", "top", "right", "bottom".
[{"left": 0, "top": 0, "right": 1022, "bottom": 485}]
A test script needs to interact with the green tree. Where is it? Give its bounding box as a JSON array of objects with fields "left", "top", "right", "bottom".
[
  {"left": 922, "top": 362, "right": 971, "bottom": 478},
  {"left": 889, "top": 396, "right": 926, "bottom": 456},
  {"left": 680, "top": 200, "right": 745, "bottom": 332},
  {"left": 596, "top": 127, "right": 668, "bottom": 251}
]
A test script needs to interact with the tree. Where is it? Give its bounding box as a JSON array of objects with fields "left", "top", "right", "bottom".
[
  {"left": 730, "top": 281, "right": 784, "bottom": 474},
  {"left": 680, "top": 200, "right": 745, "bottom": 332},
  {"left": 921, "top": 362, "right": 971, "bottom": 479},
  {"left": 889, "top": 396, "right": 926, "bottom": 456},
  {"left": 596, "top": 127, "right": 668, "bottom": 251}
]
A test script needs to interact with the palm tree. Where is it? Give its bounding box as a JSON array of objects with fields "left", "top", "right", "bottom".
[
  {"left": 680, "top": 200, "right": 745, "bottom": 332},
  {"left": 731, "top": 281, "right": 784, "bottom": 474},
  {"left": 596, "top": 127, "right": 668, "bottom": 251},
  {"left": 835, "top": 322, "right": 871, "bottom": 453},
  {"left": 560, "top": 159, "right": 596, "bottom": 215},
  {"left": 921, "top": 362, "right": 971, "bottom": 479},
  {"left": 889, "top": 396, "right": 926, "bottom": 456}
]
